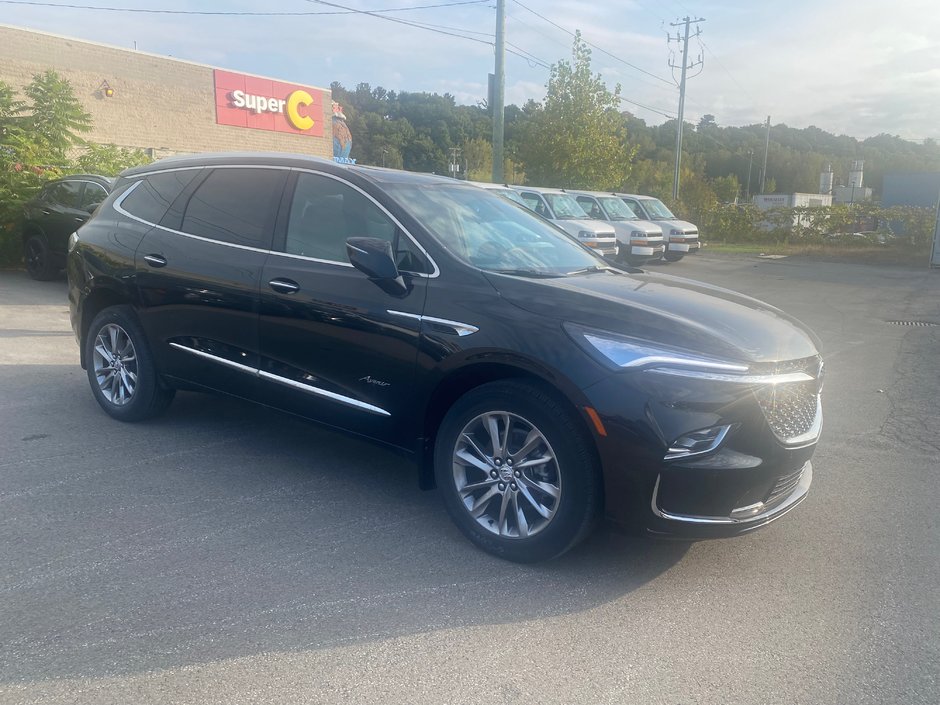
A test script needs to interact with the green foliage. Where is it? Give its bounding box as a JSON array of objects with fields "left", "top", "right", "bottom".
[
  {"left": 514, "top": 32, "right": 635, "bottom": 190},
  {"left": 74, "top": 143, "right": 151, "bottom": 176},
  {"left": 0, "top": 72, "right": 147, "bottom": 267}
]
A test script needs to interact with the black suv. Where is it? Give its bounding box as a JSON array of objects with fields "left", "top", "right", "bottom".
[
  {"left": 67, "top": 153, "right": 823, "bottom": 562},
  {"left": 22, "top": 175, "right": 113, "bottom": 280}
]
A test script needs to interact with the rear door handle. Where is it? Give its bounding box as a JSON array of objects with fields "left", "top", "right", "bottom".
[
  {"left": 41, "top": 209, "right": 51, "bottom": 216},
  {"left": 268, "top": 278, "right": 300, "bottom": 294},
  {"left": 143, "top": 254, "right": 167, "bottom": 268}
]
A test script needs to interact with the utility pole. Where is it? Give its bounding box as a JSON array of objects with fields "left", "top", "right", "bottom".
[
  {"left": 746, "top": 149, "right": 754, "bottom": 202},
  {"left": 760, "top": 115, "right": 771, "bottom": 193},
  {"left": 491, "top": 0, "right": 506, "bottom": 183},
  {"left": 449, "top": 147, "right": 462, "bottom": 179},
  {"left": 669, "top": 16, "right": 705, "bottom": 200}
]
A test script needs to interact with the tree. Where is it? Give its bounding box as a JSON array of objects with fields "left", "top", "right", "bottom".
[
  {"left": 515, "top": 32, "right": 635, "bottom": 189},
  {"left": 697, "top": 114, "right": 716, "bottom": 130},
  {"left": 23, "top": 70, "right": 90, "bottom": 166}
]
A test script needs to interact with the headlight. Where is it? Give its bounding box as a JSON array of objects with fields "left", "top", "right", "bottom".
[
  {"left": 565, "top": 324, "right": 816, "bottom": 384},
  {"left": 577, "top": 230, "right": 596, "bottom": 239},
  {"left": 630, "top": 230, "right": 646, "bottom": 238},
  {"left": 670, "top": 228, "right": 682, "bottom": 236}
]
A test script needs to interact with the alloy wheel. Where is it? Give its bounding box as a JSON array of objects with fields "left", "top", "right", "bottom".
[
  {"left": 92, "top": 323, "right": 138, "bottom": 405},
  {"left": 452, "top": 411, "right": 562, "bottom": 539},
  {"left": 25, "top": 239, "right": 44, "bottom": 275}
]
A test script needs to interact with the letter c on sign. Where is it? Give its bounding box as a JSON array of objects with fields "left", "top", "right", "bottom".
[{"left": 286, "top": 90, "right": 315, "bottom": 131}]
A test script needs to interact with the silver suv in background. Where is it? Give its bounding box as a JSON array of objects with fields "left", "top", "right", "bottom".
[
  {"left": 567, "top": 190, "right": 665, "bottom": 266},
  {"left": 618, "top": 194, "right": 700, "bottom": 262},
  {"left": 510, "top": 186, "right": 618, "bottom": 257}
]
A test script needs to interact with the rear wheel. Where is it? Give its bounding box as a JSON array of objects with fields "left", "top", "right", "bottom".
[
  {"left": 24, "top": 235, "right": 56, "bottom": 280},
  {"left": 434, "top": 380, "right": 602, "bottom": 562},
  {"left": 85, "top": 306, "right": 174, "bottom": 422}
]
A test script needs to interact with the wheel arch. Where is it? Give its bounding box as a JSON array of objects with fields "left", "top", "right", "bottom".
[
  {"left": 417, "top": 358, "right": 601, "bottom": 491},
  {"left": 79, "top": 287, "right": 134, "bottom": 369}
]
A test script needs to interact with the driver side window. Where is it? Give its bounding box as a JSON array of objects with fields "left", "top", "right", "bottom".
[{"left": 285, "top": 172, "right": 428, "bottom": 273}]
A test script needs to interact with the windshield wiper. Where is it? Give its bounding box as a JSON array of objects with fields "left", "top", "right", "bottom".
[
  {"left": 488, "top": 268, "right": 565, "bottom": 278},
  {"left": 566, "top": 265, "right": 613, "bottom": 276}
]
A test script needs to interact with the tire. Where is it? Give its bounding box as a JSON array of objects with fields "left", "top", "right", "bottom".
[
  {"left": 663, "top": 251, "right": 685, "bottom": 262},
  {"left": 84, "top": 305, "right": 175, "bottom": 422},
  {"left": 434, "top": 380, "right": 602, "bottom": 563},
  {"left": 24, "top": 235, "right": 57, "bottom": 280}
]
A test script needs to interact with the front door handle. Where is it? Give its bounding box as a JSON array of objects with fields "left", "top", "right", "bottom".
[
  {"left": 268, "top": 278, "right": 300, "bottom": 294},
  {"left": 74, "top": 216, "right": 86, "bottom": 223},
  {"left": 143, "top": 254, "right": 167, "bottom": 268}
]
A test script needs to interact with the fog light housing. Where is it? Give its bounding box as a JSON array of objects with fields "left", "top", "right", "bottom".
[{"left": 665, "top": 424, "right": 733, "bottom": 460}]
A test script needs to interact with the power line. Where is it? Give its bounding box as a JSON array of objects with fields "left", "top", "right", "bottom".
[
  {"left": 0, "top": 0, "right": 489, "bottom": 14},
  {"left": 510, "top": 0, "right": 674, "bottom": 86}
]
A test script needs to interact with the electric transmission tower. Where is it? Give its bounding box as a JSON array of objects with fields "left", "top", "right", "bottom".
[{"left": 668, "top": 16, "right": 705, "bottom": 200}]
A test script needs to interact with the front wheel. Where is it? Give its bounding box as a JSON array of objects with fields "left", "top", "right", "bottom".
[
  {"left": 434, "top": 380, "right": 602, "bottom": 562},
  {"left": 85, "top": 306, "right": 175, "bottom": 422},
  {"left": 663, "top": 251, "right": 685, "bottom": 262}
]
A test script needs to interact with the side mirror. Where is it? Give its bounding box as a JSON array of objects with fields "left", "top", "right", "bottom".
[{"left": 346, "top": 237, "right": 409, "bottom": 296}]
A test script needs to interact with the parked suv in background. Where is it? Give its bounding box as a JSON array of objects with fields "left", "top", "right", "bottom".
[
  {"left": 68, "top": 153, "right": 823, "bottom": 562},
  {"left": 618, "top": 194, "right": 700, "bottom": 262},
  {"left": 567, "top": 190, "right": 665, "bottom": 266},
  {"left": 509, "top": 185, "right": 618, "bottom": 257},
  {"left": 21, "top": 175, "right": 113, "bottom": 280}
]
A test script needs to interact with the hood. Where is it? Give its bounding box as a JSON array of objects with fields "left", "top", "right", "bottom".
[
  {"left": 487, "top": 269, "right": 820, "bottom": 364},
  {"left": 554, "top": 219, "right": 616, "bottom": 237},
  {"left": 649, "top": 218, "right": 698, "bottom": 234}
]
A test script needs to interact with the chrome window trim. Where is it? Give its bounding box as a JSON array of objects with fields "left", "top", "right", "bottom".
[
  {"left": 287, "top": 168, "right": 441, "bottom": 278},
  {"left": 168, "top": 342, "right": 390, "bottom": 417},
  {"left": 650, "top": 462, "right": 812, "bottom": 526},
  {"left": 387, "top": 310, "right": 478, "bottom": 337}
]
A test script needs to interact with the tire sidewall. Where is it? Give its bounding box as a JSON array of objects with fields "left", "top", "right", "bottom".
[
  {"left": 85, "top": 306, "right": 165, "bottom": 422},
  {"left": 434, "top": 381, "right": 600, "bottom": 563},
  {"left": 25, "top": 234, "right": 54, "bottom": 280}
]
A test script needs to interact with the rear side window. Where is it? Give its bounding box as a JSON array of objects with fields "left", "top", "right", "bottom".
[
  {"left": 121, "top": 170, "right": 199, "bottom": 224},
  {"left": 79, "top": 182, "right": 109, "bottom": 212},
  {"left": 181, "top": 168, "right": 286, "bottom": 249},
  {"left": 48, "top": 181, "right": 82, "bottom": 209}
]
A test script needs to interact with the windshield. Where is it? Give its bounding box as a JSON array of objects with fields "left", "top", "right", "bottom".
[
  {"left": 638, "top": 198, "right": 676, "bottom": 219},
  {"left": 491, "top": 187, "right": 528, "bottom": 206},
  {"left": 543, "top": 193, "right": 589, "bottom": 219},
  {"left": 598, "top": 196, "right": 638, "bottom": 220},
  {"left": 389, "top": 183, "right": 607, "bottom": 276}
]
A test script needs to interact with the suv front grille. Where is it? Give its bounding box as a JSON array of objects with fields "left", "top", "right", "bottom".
[
  {"left": 765, "top": 466, "right": 805, "bottom": 507},
  {"left": 753, "top": 356, "right": 823, "bottom": 443}
]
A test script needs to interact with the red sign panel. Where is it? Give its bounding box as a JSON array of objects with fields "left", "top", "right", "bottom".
[{"left": 213, "top": 69, "right": 325, "bottom": 138}]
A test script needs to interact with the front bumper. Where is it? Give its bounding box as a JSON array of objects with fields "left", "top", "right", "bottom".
[
  {"left": 582, "top": 363, "right": 821, "bottom": 540},
  {"left": 630, "top": 243, "right": 666, "bottom": 257},
  {"left": 666, "top": 238, "right": 700, "bottom": 253}
]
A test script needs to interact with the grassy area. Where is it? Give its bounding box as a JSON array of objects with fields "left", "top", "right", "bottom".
[{"left": 702, "top": 241, "right": 932, "bottom": 266}]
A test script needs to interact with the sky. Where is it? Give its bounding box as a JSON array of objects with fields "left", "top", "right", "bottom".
[{"left": 2, "top": 0, "right": 939, "bottom": 140}]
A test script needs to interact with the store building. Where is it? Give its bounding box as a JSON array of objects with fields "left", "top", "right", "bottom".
[{"left": 0, "top": 24, "right": 334, "bottom": 160}]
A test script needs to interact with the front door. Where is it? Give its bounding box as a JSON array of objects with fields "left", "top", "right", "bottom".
[{"left": 258, "top": 170, "right": 431, "bottom": 448}]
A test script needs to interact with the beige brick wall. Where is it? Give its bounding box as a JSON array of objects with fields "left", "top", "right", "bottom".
[{"left": 0, "top": 24, "right": 333, "bottom": 159}]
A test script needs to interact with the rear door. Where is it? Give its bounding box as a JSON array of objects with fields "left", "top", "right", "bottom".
[
  {"left": 42, "top": 180, "right": 87, "bottom": 254},
  {"left": 133, "top": 166, "right": 288, "bottom": 398},
  {"left": 257, "top": 170, "right": 431, "bottom": 448}
]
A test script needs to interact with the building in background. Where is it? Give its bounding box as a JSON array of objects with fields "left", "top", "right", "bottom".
[
  {"left": 882, "top": 172, "right": 940, "bottom": 209},
  {"left": 0, "top": 24, "right": 333, "bottom": 160},
  {"left": 832, "top": 160, "right": 873, "bottom": 204}
]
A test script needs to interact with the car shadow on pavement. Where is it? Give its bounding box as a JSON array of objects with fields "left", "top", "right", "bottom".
[{"left": 0, "top": 378, "right": 689, "bottom": 684}]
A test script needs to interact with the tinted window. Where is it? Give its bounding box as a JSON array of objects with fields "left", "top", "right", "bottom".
[
  {"left": 285, "top": 172, "right": 428, "bottom": 272},
  {"left": 181, "top": 168, "right": 285, "bottom": 248},
  {"left": 48, "top": 181, "right": 82, "bottom": 209},
  {"left": 79, "top": 182, "right": 108, "bottom": 212},
  {"left": 122, "top": 169, "right": 199, "bottom": 224}
]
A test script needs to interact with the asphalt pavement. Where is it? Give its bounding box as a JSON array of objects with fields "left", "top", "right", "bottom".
[{"left": 1, "top": 254, "right": 938, "bottom": 705}]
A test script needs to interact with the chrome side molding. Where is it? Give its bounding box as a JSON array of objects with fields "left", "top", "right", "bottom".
[{"left": 387, "top": 310, "right": 478, "bottom": 337}]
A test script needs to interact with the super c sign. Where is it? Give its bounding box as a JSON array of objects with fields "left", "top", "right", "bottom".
[{"left": 213, "top": 69, "right": 325, "bottom": 137}]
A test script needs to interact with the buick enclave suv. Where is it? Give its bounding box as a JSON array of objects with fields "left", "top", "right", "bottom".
[{"left": 67, "top": 152, "right": 823, "bottom": 562}]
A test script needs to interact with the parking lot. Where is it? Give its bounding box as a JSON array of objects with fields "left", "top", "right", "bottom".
[{"left": 1, "top": 254, "right": 938, "bottom": 705}]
